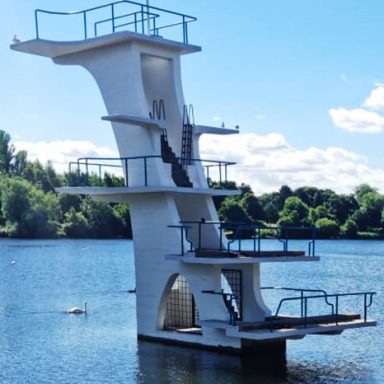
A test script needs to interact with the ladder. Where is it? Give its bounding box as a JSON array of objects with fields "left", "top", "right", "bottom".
[{"left": 181, "top": 104, "right": 194, "bottom": 165}]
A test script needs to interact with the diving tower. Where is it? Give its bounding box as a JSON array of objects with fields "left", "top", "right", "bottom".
[{"left": 11, "top": 1, "right": 376, "bottom": 355}]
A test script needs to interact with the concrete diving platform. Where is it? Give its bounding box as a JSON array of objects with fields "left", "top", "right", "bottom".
[
  {"left": 201, "top": 314, "right": 376, "bottom": 342},
  {"left": 168, "top": 250, "right": 319, "bottom": 265}
]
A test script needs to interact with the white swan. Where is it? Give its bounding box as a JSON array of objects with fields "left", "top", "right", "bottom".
[{"left": 67, "top": 302, "right": 87, "bottom": 314}]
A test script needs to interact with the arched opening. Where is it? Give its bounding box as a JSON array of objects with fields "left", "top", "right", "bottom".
[{"left": 162, "top": 274, "right": 200, "bottom": 333}]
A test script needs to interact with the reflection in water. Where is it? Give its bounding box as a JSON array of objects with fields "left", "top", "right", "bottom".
[
  {"left": 286, "top": 360, "right": 375, "bottom": 384},
  {"left": 137, "top": 341, "right": 287, "bottom": 384},
  {"left": 136, "top": 341, "right": 374, "bottom": 384}
]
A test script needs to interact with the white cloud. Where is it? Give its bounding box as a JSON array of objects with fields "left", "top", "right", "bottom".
[
  {"left": 13, "top": 135, "right": 384, "bottom": 195},
  {"left": 200, "top": 132, "right": 384, "bottom": 194},
  {"left": 329, "top": 107, "right": 384, "bottom": 133},
  {"left": 330, "top": 83, "right": 384, "bottom": 134},
  {"left": 363, "top": 83, "right": 384, "bottom": 110},
  {"left": 14, "top": 140, "right": 118, "bottom": 173}
]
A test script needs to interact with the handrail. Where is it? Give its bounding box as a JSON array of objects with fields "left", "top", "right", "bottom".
[
  {"left": 271, "top": 291, "right": 376, "bottom": 328},
  {"left": 94, "top": 11, "right": 160, "bottom": 36},
  {"left": 34, "top": 1, "right": 197, "bottom": 43},
  {"left": 227, "top": 225, "right": 317, "bottom": 256},
  {"left": 261, "top": 287, "right": 334, "bottom": 317},
  {"left": 68, "top": 155, "right": 235, "bottom": 188},
  {"left": 201, "top": 290, "right": 239, "bottom": 325},
  {"left": 175, "top": 221, "right": 317, "bottom": 258}
]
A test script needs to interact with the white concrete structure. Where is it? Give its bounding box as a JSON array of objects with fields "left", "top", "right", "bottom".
[{"left": 12, "top": 2, "right": 376, "bottom": 355}]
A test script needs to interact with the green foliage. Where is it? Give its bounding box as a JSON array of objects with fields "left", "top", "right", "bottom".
[
  {"left": 240, "top": 193, "right": 265, "bottom": 221},
  {"left": 59, "top": 193, "right": 82, "bottom": 215},
  {"left": 315, "top": 218, "right": 340, "bottom": 239},
  {"left": 63, "top": 208, "right": 90, "bottom": 238},
  {"left": 1, "top": 128, "right": 384, "bottom": 240},
  {"left": 218, "top": 197, "right": 251, "bottom": 224},
  {"left": 0, "top": 130, "right": 15, "bottom": 174},
  {"left": 278, "top": 196, "right": 310, "bottom": 227},
  {"left": 341, "top": 219, "right": 358, "bottom": 238},
  {"left": 0, "top": 177, "right": 60, "bottom": 238},
  {"left": 355, "top": 184, "right": 377, "bottom": 204},
  {"left": 81, "top": 197, "right": 127, "bottom": 238}
]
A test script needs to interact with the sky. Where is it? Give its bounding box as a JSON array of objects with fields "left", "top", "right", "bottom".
[{"left": 2, "top": 0, "right": 384, "bottom": 194}]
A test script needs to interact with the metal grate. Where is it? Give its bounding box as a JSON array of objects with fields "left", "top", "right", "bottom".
[
  {"left": 221, "top": 269, "right": 242, "bottom": 321},
  {"left": 164, "top": 275, "right": 199, "bottom": 330}
]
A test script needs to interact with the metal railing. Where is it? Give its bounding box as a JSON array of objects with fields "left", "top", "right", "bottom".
[
  {"left": 173, "top": 221, "right": 317, "bottom": 257},
  {"left": 34, "top": 1, "right": 197, "bottom": 44},
  {"left": 261, "top": 287, "right": 334, "bottom": 318},
  {"left": 267, "top": 289, "right": 376, "bottom": 328},
  {"left": 201, "top": 290, "right": 240, "bottom": 326},
  {"left": 227, "top": 225, "right": 317, "bottom": 256},
  {"left": 68, "top": 155, "right": 235, "bottom": 188}
]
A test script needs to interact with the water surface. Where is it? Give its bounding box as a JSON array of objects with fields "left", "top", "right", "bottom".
[{"left": 0, "top": 239, "right": 382, "bottom": 383}]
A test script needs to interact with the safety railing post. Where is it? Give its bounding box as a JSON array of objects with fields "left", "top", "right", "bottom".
[
  {"left": 198, "top": 221, "right": 202, "bottom": 249},
  {"left": 83, "top": 11, "right": 88, "bottom": 39},
  {"left": 144, "top": 157, "right": 148, "bottom": 186},
  {"left": 85, "top": 158, "right": 89, "bottom": 185},
  {"left": 301, "top": 290, "right": 304, "bottom": 318},
  {"left": 182, "top": 15, "right": 187, "bottom": 43},
  {"left": 304, "top": 297, "right": 308, "bottom": 328},
  {"left": 111, "top": 4, "right": 115, "bottom": 33},
  {"left": 181, "top": 226, "right": 185, "bottom": 255},
  {"left": 219, "top": 162, "right": 222, "bottom": 188},
  {"left": 364, "top": 294, "right": 367, "bottom": 322},
  {"left": 35, "top": 11, "right": 40, "bottom": 39},
  {"left": 141, "top": 5, "right": 145, "bottom": 34},
  {"left": 125, "top": 158, "right": 128, "bottom": 187},
  {"left": 335, "top": 295, "right": 339, "bottom": 326},
  {"left": 219, "top": 223, "right": 223, "bottom": 251}
]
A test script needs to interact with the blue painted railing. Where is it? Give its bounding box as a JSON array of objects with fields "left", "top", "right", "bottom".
[
  {"left": 34, "top": 1, "right": 197, "bottom": 44},
  {"left": 265, "top": 288, "right": 376, "bottom": 328},
  {"left": 173, "top": 221, "right": 317, "bottom": 257}
]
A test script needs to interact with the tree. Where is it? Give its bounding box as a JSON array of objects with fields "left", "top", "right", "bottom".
[
  {"left": 359, "top": 192, "right": 384, "bottom": 228},
  {"left": 0, "top": 130, "right": 15, "bottom": 174},
  {"left": 218, "top": 197, "right": 251, "bottom": 224},
  {"left": 59, "top": 193, "right": 82, "bottom": 215},
  {"left": 12, "top": 150, "right": 28, "bottom": 176},
  {"left": 62, "top": 208, "right": 90, "bottom": 238},
  {"left": 279, "top": 185, "right": 293, "bottom": 205},
  {"left": 293, "top": 186, "right": 319, "bottom": 207},
  {"left": 1, "top": 178, "right": 31, "bottom": 223},
  {"left": 259, "top": 192, "right": 283, "bottom": 223},
  {"left": 0, "top": 177, "right": 61, "bottom": 238},
  {"left": 315, "top": 218, "right": 340, "bottom": 239},
  {"left": 355, "top": 184, "right": 377, "bottom": 204},
  {"left": 240, "top": 192, "right": 265, "bottom": 221},
  {"left": 81, "top": 197, "right": 126, "bottom": 238},
  {"left": 341, "top": 218, "right": 358, "bottom": 238},
  {"left": 278, "top": 196, "right": 310, "bottom": 227},
  {"left": 113, "top": 203, "right": 132, "bottom": 238},
  {"left": 308, "top": 205, "right": 335, "bottom": 224}
]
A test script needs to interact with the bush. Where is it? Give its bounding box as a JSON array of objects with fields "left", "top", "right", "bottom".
[{"left": 315, "top": 218, "right": 340, "bottom": 239}]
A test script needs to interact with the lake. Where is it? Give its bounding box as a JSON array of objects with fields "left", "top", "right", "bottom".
[{"left": 0, "top": 239, "right": 382, "bottom": 383}]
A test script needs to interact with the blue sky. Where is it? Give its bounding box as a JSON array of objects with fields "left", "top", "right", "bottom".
[{"left": 3, "top": 0, "right": 384, "bottom": 193}]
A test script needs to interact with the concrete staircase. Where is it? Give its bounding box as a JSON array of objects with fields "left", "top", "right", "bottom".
[{"left": 161, "top": 133, "right": 193, "bottom": 188}]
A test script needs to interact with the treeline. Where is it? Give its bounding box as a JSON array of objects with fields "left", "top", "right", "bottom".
[
  {"left": 1, "top": 129, "right": 383, "bottom": 239},
  {"left": 0, "top": 131, "right": 131, "bottom": 239},
  {"left": 214, "top": 182, "right": 384, "bottom": 239}
]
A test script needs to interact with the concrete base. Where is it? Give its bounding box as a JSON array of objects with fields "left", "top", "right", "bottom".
[{"left": 138, "top": 333, "right": 287, "bottom": 359}]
